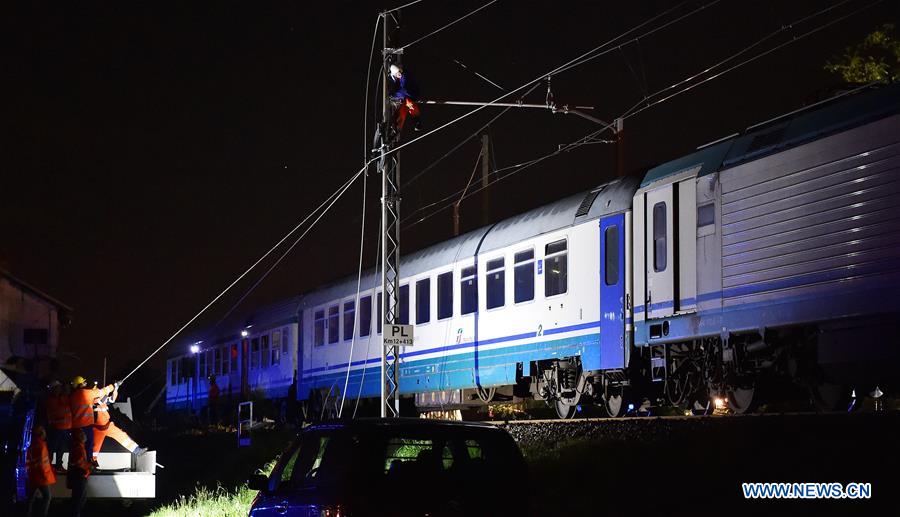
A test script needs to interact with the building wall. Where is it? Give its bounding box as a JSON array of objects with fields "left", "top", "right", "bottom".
[{"left": 0, "top": 277, "right": 60, "bottom": 363}]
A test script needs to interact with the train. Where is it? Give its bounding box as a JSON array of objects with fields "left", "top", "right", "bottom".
[{"left": 166, "top": 82, "right": 900, "bottom": 419}]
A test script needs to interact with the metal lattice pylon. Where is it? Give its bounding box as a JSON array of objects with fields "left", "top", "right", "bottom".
[{"left": 380, "top": 12, "right": 401, "bottom": 417}]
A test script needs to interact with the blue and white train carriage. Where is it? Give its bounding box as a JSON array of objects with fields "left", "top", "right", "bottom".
[
  {"left": 165, "top": 83, "right": 900, "bottom": 418},
  {"left": 297, "top": 177, "right": 640, "bottom": 418},
  {"left": 166, "top": 297, "right": 300, "bottom": 411}
]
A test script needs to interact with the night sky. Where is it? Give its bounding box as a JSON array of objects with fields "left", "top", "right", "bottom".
[{"left": 5, "top": 1, "right": 896, "bottom": 391}]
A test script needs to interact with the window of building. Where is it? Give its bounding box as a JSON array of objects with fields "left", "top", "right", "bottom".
[
  {"left": 416, "top": 278, "right": 430, "bottom": 324},
  {"left": 399, "top": 285, "right": 410, "bottom": 325},
  {"left": 250, "top": 338, "right": 260, "bottom": 369},
  {"left": 544, "top": 239, "right": 568, "bottom": 297},
  {"left": 262, "top": 335, "right": 271, "bottom": 368},
  {"left": 605, "top": 225, "right": 619, "bottom": 286},
  {"left": 437, "top": 271, "right": 453, "bottom": 320},
  {"left": 514, "top": 249, "right": 535, "bottom": 303},
  {"left": 230, "top": 344, "right": 238, "bottom": 372},
  {"left": 314, "top": 310, "right": 326, "bottom": 347},
  {"left": 486, "top": 257, "right": 505, "bottom": 310},
  {"left": 328, "top": 306, "right": 340, "bottom": 344},
  {"left": 653, "top": 202, "right": 667, "bottom": 272},
  {"left": 343, "top": 300, "right": 355, "bottom": 341},
  {"left": 359, "top": 296, "right": 372, "bottom": 337},
  {"left": 461, "top": 265, "right": 478, "bottom": 315}
]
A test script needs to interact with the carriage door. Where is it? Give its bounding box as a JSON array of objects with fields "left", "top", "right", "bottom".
[
  {"left": 645, "top": 185, "right": 675, "bottom": 319},
  {"left": 600, "top": 214, "right": 626, "bottom": 370}
]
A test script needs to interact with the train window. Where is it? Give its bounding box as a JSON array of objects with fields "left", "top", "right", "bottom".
[
  {"left": 437, "top": 271, "right": 453, "bottom": 320},
  {"left": 250, "top": 338, "right": 260, "bottom": 370},
  {"left": 399, "top": 285, "right": 410, "bottom": 325},
  {"left": 359, "top": 296, "right": 372, "bottom": 337},
  {"left": 221, "top": 346, "right": 229, "bottom": 375},
  {"left": 282, "top": 327, "right": 290, "bottom": 353},
  {"left": 214, "top": 348, "right": 222, "bottom": 375},
  {"left": 272, "top": 330, "right": 281, "bottom": 357},
  {"left": 169, "top": 360, "right": 177, "bottom": 386},
  {"left": 653, "top": 202, "right": 667, "bottom": 272},
  {"left": 377, "top": 293, "right": 382, "bottom": 334},
  {"left": 605, "top": 225, "right": 619, "bottom": 286},
  {"left": 343, "top": 300, "right": 355, "bottom": 341},
  {"left": 314, "top": 310, "right": 326, "bottom": 347},
  {"left": 698, "top": 203, "right": 715, "bottom": 227},
  {"left": 328, "top": 306, "right": 340, "bottom": 344},
  {"left": 230, "top": 344, "right": 238, "bottom": 372},
  {"left": 416, "top": 278, "right": 430, "bottom": 324},
  {"left": 486, "top": 257, "right": 505, "bottom": 310},
  {"left": 272, "top": 338, "right": 281, "bottom": 366},
  {"left": 514, "top": 249, "right": 535, "bottom": 303},
  {"left": 544, "top": 239, "right": 568, "bottom": 297},
  {"left": 261, "top": 335, "right": 270, "bottom": 369},
  {"left": 461, "top": 265, "right": 478, "bottom": 315}
]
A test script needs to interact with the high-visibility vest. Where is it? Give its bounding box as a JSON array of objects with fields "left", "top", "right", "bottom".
[
  {"left": 46, "top": 394, "right": 72, "bottom": 430},
  {"left": 92, "top": 384, "right": 116, "bottom": 427},
  {"left": 70, "top": 388, "right": 94, "bottom": 428},
  {"left": 26, "top": 437, "right": 57, "bottom": 487},
  {"left": 68, "top": 441, "right": 91, "bottom": 479}
]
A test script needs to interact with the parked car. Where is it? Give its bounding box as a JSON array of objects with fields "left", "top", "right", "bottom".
[{"left": 248, "top": 418, "right": 531, "bottom": 516}]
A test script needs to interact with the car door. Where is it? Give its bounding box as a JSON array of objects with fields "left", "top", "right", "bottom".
[{"left": 600, "top": 214, "right": 626, "bottom": 370}]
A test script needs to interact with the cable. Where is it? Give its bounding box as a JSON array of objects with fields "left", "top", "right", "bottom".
[
  {"left": 621, "top": 0, "right": 881, "bottom": 120},
  {"left": 401, "top": 82, "right": 542, "bottom": 192},
  {"left": 384, "top": 0, "right": 427, "bottom": 15},
  {"left": 353, "top": 217, "right": 382, "bottom": 418},
  {"left": 378, "top": 0, "right": 716, "bottom": 165},
  {"left": 364, "top": 15, "right": 382, "bottom": 170},
  {"left": 403, "top": 0, "right": 880, "bottom": 233},
  {"left": 400, "top": 0, "right": 500, "bottom": 51},
  {"left": 339, "top": 166, "right": 368, "bottom": 418},
  {"left": 121, "top": 167, "right": 366, "bottom": 383}
]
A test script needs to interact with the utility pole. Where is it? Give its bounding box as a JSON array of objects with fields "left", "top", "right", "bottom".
[
  {"left": 379, "top": 12, "right": 401, "bottom": 418},
  {"left": 480, "top": 134, "right": 490, "bottom": 226}
]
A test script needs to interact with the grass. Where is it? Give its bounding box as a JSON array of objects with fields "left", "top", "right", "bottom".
[{"left": 148, "top": 460, "right": 277, "bottom": 517}]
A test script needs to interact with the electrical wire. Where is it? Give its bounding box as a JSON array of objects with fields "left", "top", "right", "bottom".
[
  {"left": 400, "top": 0, "right": 500, "bottom": 51},
  {"left": 621, "top": 0, "right": 882, "bottom": 120},
  {"left": 364, "top": 15, "right": 382, "bottom": 170},
  {"left": 384, "top": 0, "right": 427, "bottom": 15},
  {"left": 402, "top": 0, "right": 881, "bottom": 233},
  {"left": 352, "top": 218, "right": 382, "bottom": 419},
  {"left": 121, "top": 167, "right": 366, "bottom": 383}
]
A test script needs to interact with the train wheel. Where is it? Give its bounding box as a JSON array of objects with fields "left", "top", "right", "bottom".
[
  {"left": 727, "top": 385, "right": 757, "bottom": 414},
  {"left": 809, "top": 382, "right": 851, "bottom": 413},
  {"left": 554, "top": 399, "right": 577, "bottom": 419},
  {"left": 602, "top": 386, "right": 625, "bottom": 417}
]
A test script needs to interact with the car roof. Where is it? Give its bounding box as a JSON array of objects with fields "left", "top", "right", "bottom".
[{"left": 303, "top": 418, "right": 503, "bottom": 434}]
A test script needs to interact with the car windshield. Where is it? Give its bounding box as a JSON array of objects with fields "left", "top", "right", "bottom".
[{"left": 271, "top": 425, "right": 523, "bottom": 493}]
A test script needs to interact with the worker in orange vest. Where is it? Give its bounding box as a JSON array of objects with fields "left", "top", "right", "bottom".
[
  {"left": 67, "top": 428, "right": 92, "bottom": 517},
  {"left": 92, "top": 380, "right": 145, "bottom": 466},
  {"left": 69, "top": 376, "right": 96, "bottom": 461},
  {"left": 25, "top": 425, "right": 56, "bottom": 517},
  {"left": 44, "top": 381, "right": 72, "bottom": 471}
]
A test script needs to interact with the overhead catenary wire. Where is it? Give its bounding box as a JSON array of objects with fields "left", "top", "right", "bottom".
[
  {"left": 399, "top": 0, "right": 500, "bottom": 51},
  {"left": 121, "top": 167, "right": 365, "bottom": 383},
  {"left": 384, "top": 0, "right": 427, "bottom": 15},
  {"left": 404, "top": 0, "right": 882, "bottom": 231}
]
